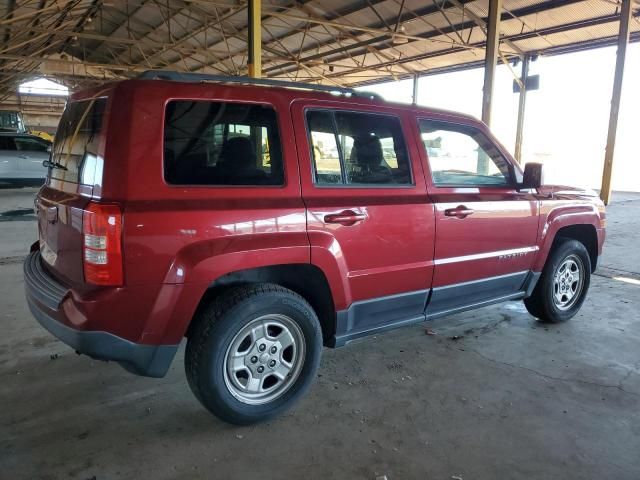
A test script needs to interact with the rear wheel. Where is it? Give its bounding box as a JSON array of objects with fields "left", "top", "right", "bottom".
[
  {"left": 185, "top": 283, "right": 322, "bottom": 425},
  {"left": 524, "top": 239, "right": 591, "bottom": 323}
]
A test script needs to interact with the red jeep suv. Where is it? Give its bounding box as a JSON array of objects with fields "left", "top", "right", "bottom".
[{"left": 24, "top": 71, "right": 605, "bottom": 424}]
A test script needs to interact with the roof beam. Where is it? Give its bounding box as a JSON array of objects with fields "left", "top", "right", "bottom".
[
  {"left": 0, "top": 0, "right": 63, "bottom": 26},
  {"left": 447, "top": 0, "right": 523, "bottom": 56},
  {"left": 58, "top": 0, "right": 102, "bottom": 53},
  {"left": 319, "top": 11, "right": 637, "bottom": 83},
  {"left": 159, "top": 0, "right": 397, "bottom": 77},
  {"left": 263, "top": 0, "right": 478, "bottom": 75},
  {"left": 266, "top": 0, "right": 584, "bottom": 78},
  {"left": 3, "top": 25, "right": 238, "bottom": 57},
  {"left": 2, "top": 0, "right": 16, "bottom": 47},
  {"left": 84, "top": 0, "right": 151, "bottom": 61},
  {"left": 141, "top": 0, "right": 314, "bottom": 74},
  {"left": 0, "top": 52, "right": 147, "bottom": 73},
  {"left": 116, "top": 1, "right": 246, "bottom": 69}
]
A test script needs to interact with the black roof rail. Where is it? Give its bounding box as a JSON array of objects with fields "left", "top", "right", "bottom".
[{"left": 137, "top": 70, "right": 383, "bottom": 101}]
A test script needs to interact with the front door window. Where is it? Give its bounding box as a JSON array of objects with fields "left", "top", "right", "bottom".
[{"left": 419, "top": 119, "right": 512, "bottom": 187}]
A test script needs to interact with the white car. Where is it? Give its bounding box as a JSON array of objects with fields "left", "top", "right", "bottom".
[{"left": 0, "top": 133, "right": 51, "bottom": 187}]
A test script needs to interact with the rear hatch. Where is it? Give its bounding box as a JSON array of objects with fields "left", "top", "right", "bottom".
[{"left": 36, "top": 97, "right": 108, "bottom": 287}]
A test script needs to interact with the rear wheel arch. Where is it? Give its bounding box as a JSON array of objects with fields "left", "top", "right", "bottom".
[{"left": 187, "top": 264, "right": 337, "bottom": 345}]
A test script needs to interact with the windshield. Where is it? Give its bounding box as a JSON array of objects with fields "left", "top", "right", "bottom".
[{"left": 50, "top": 98, "right": 106, "bottom": 184}]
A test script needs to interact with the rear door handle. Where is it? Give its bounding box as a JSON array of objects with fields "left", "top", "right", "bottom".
[
  {"left": 444, "top": 205, "right": 474, "bottom": 219},
  {"left": 324, "top": 210, "right": 366, "bottom": 226}
]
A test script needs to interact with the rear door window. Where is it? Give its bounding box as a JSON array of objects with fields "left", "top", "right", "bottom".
[
  {"left": 306, "top": 110, "right": 412, "bottom": 186},
  {"left": 52, "top": 98, "right": 106, "bottom": 184},
  {"left": 164, "top": 101, "right": 284, "bottom": 186}
]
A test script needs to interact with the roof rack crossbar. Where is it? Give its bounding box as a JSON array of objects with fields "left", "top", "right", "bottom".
[{"left": 137, "top": 70, "right": 382, "bottom": 100}]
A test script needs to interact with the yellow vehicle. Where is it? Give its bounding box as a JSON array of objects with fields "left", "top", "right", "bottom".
[
  {"left": 28, "top": 130, "right": 54, "bottom": 142},
  {"left": 0, "top": 110, "right": 54, "bottom": 141}
]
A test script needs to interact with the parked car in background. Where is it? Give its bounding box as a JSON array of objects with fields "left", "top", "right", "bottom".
[
  {"left": 0, "top": 132, "right": 51, "bottom": 187},
  {"left": 24, "top": 72, "right": 605, "bottom": 425}
]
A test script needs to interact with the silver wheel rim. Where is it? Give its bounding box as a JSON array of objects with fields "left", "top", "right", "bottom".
[
  {"left": 223, "top": 314, "right": 305, "bottom": 405},
  {"left": 552, "top": 254, "right": 584, "bottom": 310}
]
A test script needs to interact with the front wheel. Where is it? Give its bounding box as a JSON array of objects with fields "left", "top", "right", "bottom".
[
  {"left": 524, "top": 239, "right": 591, "bottom": 323},
  {"left": 185, "top": 283, "right": 322, "bottom": 425}
]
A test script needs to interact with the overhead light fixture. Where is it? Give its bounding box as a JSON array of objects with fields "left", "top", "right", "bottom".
[{"left": 392, "top": 25, "right": 409, "bottom": 45}]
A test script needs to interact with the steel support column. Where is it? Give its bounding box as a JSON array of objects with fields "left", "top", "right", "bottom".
[
  {"left": 600, "top": 0, "right": 632, "bottom": 205},
  {"left": 481, "top": 0, "right": 502, "bottom": 126},
  {"left": 412, "top": 73, "right": 419, "bottom": 105},
  {"left": 478, "top": 0, "right": 502, "bottom": 174},
  {"left": 514, "top": 55, "right": 530, "bottom": 163},
  {"left": 247, "top": 0, "right": 262, "bottom": 78}
]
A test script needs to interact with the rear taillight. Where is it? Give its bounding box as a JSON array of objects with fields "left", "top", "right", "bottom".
[{"left": 82, "top": 203, "right": 123, "bottom": 286}]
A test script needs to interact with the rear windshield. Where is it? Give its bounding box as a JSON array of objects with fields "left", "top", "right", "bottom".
[
  {"left": 51, "top": 98, "right": 106, "bottom": 184},
  {"left": 164, "top": 101, "right": 284, "bottom": 186}
]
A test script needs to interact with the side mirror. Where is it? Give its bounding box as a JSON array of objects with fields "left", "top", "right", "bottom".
[{"left": 521, "top": 162, "right": 544, "bottom": 189}]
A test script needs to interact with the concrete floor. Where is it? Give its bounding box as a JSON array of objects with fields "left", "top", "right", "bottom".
[{"left": 1, "top": 188, "right": 639, "bottom": 480}]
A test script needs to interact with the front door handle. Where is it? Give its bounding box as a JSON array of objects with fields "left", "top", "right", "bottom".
[
  {"left": 444, "top": 205, "right": 474, "bottom": 219},
  {"left": 324, "top": 210, "right": 366, "bottom": 226}
]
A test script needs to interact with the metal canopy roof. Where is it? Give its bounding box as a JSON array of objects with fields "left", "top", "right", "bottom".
[{"left": 0, "top": 0, "right": 639, "bottom": 97}]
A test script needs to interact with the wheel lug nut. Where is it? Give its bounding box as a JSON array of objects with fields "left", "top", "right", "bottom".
[
  {"left": 250, "top": 356, "right": 258, "bottom": 363},
  {"left": 257, "top": 366, "right": 264, "bottom": 373},
  {"left": 269, "top": 360, "right": 276, "bottom": 368},
  {"left": 258, "top": 344, "right": 266, "bottom": 352},
  {"left": 270, "top": 346, "right": 277, "bottom": 354}
]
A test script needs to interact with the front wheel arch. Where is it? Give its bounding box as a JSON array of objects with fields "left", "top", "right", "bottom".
[
  {"left": 537, "top": 223, "right": 599, "bottom": 274},
  {"left": 553, "top": 224, "right": 599, "bottom": 272}
]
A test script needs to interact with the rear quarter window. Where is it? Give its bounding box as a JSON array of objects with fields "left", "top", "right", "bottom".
[
  {"left": 163, "top": 101, "right": 284, "bottom": 186},
  {"left": 51, "top": 98, "right": 106, "bottom": 184}
]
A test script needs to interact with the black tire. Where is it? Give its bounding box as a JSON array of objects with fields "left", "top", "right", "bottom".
[
  {"left": 185, "top": 283, "right": 322, "bottom": 425},
  {"left": 524, "top": 238, "right": 591, "bottom": 323}
]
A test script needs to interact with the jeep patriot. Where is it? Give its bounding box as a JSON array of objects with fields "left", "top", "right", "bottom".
[{"left": 24, "top": 71, "right": 606, "bottom": 424}]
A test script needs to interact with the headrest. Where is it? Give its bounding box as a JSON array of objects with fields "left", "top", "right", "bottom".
[
  {"left": 352, "top": 135, "right": 383, "bottom": 166},
  {"left": 220, "top": 136, "right": 256, "bottom": 167}
]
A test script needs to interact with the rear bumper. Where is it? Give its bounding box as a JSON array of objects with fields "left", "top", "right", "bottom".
[{"left": 24, "top": 251, "right": 178, "bottom": 377}]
